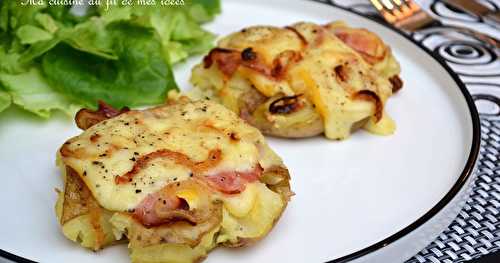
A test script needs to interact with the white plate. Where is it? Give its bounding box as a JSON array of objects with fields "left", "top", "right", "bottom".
[{"left": 0, "top": 0, "right": 480, "bottom": 262}]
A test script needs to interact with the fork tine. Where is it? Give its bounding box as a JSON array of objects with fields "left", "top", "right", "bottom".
[
  {"left": 370, "top": 0, "right": 384, "bottom": 11},
  {"left": 390, "top": 0, "right": 406, "bottom": 12},
  {"left": 370, "top": 0, "right": 398, "bottom": 23},
  {"left": 380, "top": 0, "right": 396, "bottom": 11},
  {"left": 394, "top": 0, "right": 408, "bottom": 8},
  {"left": 382, "top": 0, "right": 417, "bottom": 22},
  {"left": 389, "top": 1, "right": 410, "bottom": 21},
  {"left": 386, "top": 0, "right": 411, "bottom": 17},
  {"left": 402, "top": 0, "right": 422, "bottom": 12}
]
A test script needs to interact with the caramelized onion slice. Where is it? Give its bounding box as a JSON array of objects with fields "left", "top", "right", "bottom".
[
  {"left": 389, "top": 75, "right": 403, "bottom": 93},
  {"left": 260, "top": 165, "right": 294, "bottom": 202},
  {"left": 285, "top": 26, "right": 308, "bottom": 46},
  {"left": 241, "top": 47, "right": 257, "bottom": 61},
  {"left": 334, "top": 64, "right": 348, "bottom": 82},
  {"left": 352, "top": 90, "right": 383, "bottom": 122},
  {"left": 75, "top": 101, "right": 129, "bottom": 130},
  {"left": 269, "top": 94, "right": 304, "bottom": 114}
]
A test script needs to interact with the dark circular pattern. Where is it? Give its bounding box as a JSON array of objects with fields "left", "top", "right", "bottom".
[
  {"left": 431, "top": 1, "right": 481, "bottom": 23},
  {"left": 431, "top": 0, "right": 500, "bottom": 30},
  {"left": 447, "top": 44, "right": 481, "bottom": 59},
  {"left": 455, "top": 47, "right": 473, "bottom": 56},
  {"left": 434, "top": 41, "right": 496, "bottom": 65},
  {"left": 441, "top": 1, "right": 467, "bottom": 14},
  {"left": 473, "top": 94, "right": 500, "bottom": 116}
]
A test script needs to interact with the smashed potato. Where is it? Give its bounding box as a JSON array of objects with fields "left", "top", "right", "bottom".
[
  {"left": 55, "top": 100, "right": 292, "bottom": 262},
  {"left": 190, "top": 21, "right": 403, "bottom": 140}
]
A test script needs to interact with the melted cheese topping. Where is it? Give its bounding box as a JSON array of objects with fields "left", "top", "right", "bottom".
[
  {"left": 218, "top": 26, "right": 304, "bottom": 65},
  {"left": 217, "top": 182, "right": 284, "bottom": 243},
  {"left": 190, "top": 21, "right": 401, "bottom": 140},
  {"left": 59, "top": 101, "right": 283, "bottom": 212}
]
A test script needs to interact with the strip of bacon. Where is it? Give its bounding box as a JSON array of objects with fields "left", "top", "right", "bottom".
[
  {"left": 132, "top": 165, "right": 262, "bottom": 227},
  {"left": 202, "top": 47, "right": 301, "bottom": 81},
  {"left": 115, "top": 149, "right": 222, "bottom": 184},
  {"left": 133, "top": 188, "right": 188, "bottom": 228},
  {"left": 203, "top": 48, "right": 241, "bottom": 76},
  {"left": 330, "top": 27, "right": 387, "bottom": 65},
  {"left": 204, "top": 165, "right": 263, "bottom": 194},
  {"left": 271, "top": 50, "right": 302, "bottom": 79},
  {"left": 133, "top": 165, "right": 262, "bottom": 227},
  {"left": 131, "top": 165, "right": 262, "bottom": 227},
  {"left": 204, "top": 48, "right": 271, "bottom": 77},
  {"left": 132, "top": 179, "right": 221, "bottom": 228}
]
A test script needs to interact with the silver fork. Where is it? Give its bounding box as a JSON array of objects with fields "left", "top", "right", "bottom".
[{"left": 370, "top": 0, "right": 500, "bottom": 49}]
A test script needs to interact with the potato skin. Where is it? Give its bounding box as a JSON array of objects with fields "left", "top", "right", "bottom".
[{"left": 55, "top": 168, "right": 119, "bottom": 251}]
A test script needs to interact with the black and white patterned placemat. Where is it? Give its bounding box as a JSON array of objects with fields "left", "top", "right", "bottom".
[{"left": 319, "top": 0, "right": 500, "bottom": 262}]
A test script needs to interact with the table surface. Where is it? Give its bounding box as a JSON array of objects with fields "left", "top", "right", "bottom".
[
  {"left": 1, "top": 1, "right": 498, "bottom": 263},
  {"left": 328, "top": 0, "right": 500, "bottom": 262}
]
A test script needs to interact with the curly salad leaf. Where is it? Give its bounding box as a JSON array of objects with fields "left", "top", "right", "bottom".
[{"left": 0, "top": 0, "right": 220, "bottom": 118}]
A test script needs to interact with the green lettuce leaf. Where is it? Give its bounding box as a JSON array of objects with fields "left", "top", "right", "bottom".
[
  {"left": 100, "top": 2, "right": 218, "bottom": 64},
  {"left": 16, "top": 25, "right": 53, "bottom": 45},
  {"left": 0, "top": 0, "right": 220, "bottom": 118},
  {"left": 0, "top": 44, "right": 29, "bottom": 74},
  {"left": 42, "top": 23, "right": 177, "bottom": 109},
  {"left": 0, "top": 68, "right": 80, "bottom": 118},
  {"left": 19, "top": 37, "right": 60, "bottom": 63},
  {"left": 147, "top": 9, "right": 216, "bottom": 63},
  {"left": 3, "top": 2, "right": 47, "bottom": 31},
  {"left": 187, "top": 0, "right": 222, "bottom": 23},
  {"left": 58, "top": 18, "right": 118, "bottom": 60},
  {"left": 0, "top": 89, "right": 11, "bottom": 113},
  {"left": 100, "top": 7, "right": 132, "bottom": 24},
  {"left": 0, "top": 2, "right": 10, "bottom": 33},
  {"left": 35, "top": 13, "right": 59, "bottom": 33}
]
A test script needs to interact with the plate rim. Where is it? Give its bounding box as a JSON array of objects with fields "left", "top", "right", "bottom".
[
  {"left": 0, "top": 1, "right": 481, "bottom": 263},
  {"left": 308, "top": 1, "right": 481, "bottom": 262}
]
